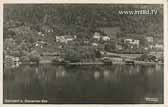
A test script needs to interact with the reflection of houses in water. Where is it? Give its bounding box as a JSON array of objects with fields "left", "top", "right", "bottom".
[
  {"left": 55, "top": 35, "right": 77, "bottom": 44},
  {"left": 93, "top": 69, "right": 115, "bottom": 80},
  {"left": 125, "top": 65, "right": 141, "bottom": 76},
  {"left": 35, "top": 67, "right": 39, "bottom": 73},
  {"left": 103, "top": 70, "right": 110, "bottom": 79},
  {"left": 36, "top": 70, "right": 46, "bottom": 80},
  {"left": 94, "top": 71, "right": 100, "bottom": 79},
  {"left": 56, "top": 70, "right": 66, "bottom": 78},
  {"left": 128, "top": 65, "right": 135, "bottom": 75},
  {"left": 92, "top": 67, "right": 121, "bottom": 80},
  {"left": 55, "top": 66, "right": 66, "bottom": 79},
  {"left": 135, "top": 65, "right": 140, "bottom": 73}
]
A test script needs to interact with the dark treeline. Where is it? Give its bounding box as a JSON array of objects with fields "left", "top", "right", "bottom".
[{"left": 4, "top": 4, "right": 163, "bottom": 36}]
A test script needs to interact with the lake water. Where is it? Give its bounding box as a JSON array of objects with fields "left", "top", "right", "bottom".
[{"left": 3, "top": 64, "right": 163, "bottom": 104}]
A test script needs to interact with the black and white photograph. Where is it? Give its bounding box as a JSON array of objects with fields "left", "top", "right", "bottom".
[{"left": 3, "top": 3, "right": 164, "bottom": 104}]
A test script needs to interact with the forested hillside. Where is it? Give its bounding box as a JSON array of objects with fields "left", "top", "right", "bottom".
[{"left": 4, "top": 4, "right": 163, "bottom": 37}]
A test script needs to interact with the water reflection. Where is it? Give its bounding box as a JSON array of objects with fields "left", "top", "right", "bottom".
[
  {"left": 3, "top": 64, "right": 163, "bottom": 104},
  {"left": 56, "top": 70, "right": 66, "bottom": 78},
  {"left": 103, "top": 70, "right": 110, "bottom": 78},
  {"left": 94, "top": 71, "right": 100, "bottom": 79}
]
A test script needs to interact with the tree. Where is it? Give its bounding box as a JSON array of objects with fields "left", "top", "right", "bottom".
[{"left": 29, "top": 50, "right": 40, "bottom": 63}]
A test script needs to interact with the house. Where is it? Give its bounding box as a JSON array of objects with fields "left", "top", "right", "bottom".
[
  {"left": 93, "top": 32, "right": 101, "bottom": 41},
  {"left": 5, "top": 56, "right": 19, "bottom": 62},
  {"left": 41, "top": 25, "right": 53, "bottom": 33},
  {"left": 38, "top": 32, "right": 45, "bottom": 37},
  {"left": 155, "top": 44, "right": 163, "bottom": 50},
  {"left": 93, "top": 32, "right": 111, "bottom": 41},
  {"left": 34, "top": 40, "right": 47, "bottom": 48},
  {"left": 56, "top": 36, "right": 63, "bottom": 42},
  {"left": 38, "top": 32, "right": 42, "bottom": 35},
  {"left": 4, "top": 55, "right": 20, "bottom": 67},
  {"left": 144, "top": 47, "right": 148, "bottom": 50},
  {"left": 102, "top": 36, "right": 110, "bottom": 41},
  {"left": 55, "top": 35, "right": 76, "bottom": 43},
  {"left": 124, "top": 39, "right": 140, "bottom": 47},
  {"left": 149, "top": 45, "right": 155, "bottom": 49},
  {"left": 146, "top": 36, "right": 153, "bottom": 43},
  {"left": 92, "top": 43, "right": 98, "bottom": 47}
]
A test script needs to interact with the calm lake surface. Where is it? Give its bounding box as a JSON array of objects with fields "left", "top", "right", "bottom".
[{"left": 3, "top": 64, "right": 163, "bottom": 104}]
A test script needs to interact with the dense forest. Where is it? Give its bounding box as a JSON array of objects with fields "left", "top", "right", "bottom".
[{"left": 4, "top": 4, "right": 163, "bottom": 36}]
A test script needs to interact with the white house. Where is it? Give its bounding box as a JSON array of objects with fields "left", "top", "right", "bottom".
[
  {"left": 47, "top": 29, "right": 54, "bottom": 33},
  {"left": 149, "top": 45, "right": 155, "bottom": 49},
  {"left": 92, "top": 43, "right": 98, "bottom": 47},
  {"left": 34, "top": 40, "right": 47, "bottom": 48},
  {"left": 38, "top": 32, "right": 45, "bottom": 37},
  {"left": 102, "top": 36, "right": 110, "bottom": 41},
  {"left": 146, "top": 36, "right": 153, "bottom": 43},
  {"left": 124, "top": 39, "right": 140, "bottom": 47},
  {"left": 155, "top": 44, "right": 163, "bottom": 50},
  {"left": 93, "top": 32, "right": 101, "bottom": 41},
  {"left": 38, "top": 32, "right": 42, "bottom": 35},
  {"left": 56, "top": 35, "right": 76, "bottom": 43},
  {"left": 41, "top": 25, "right": 53, "bottom": 33}
]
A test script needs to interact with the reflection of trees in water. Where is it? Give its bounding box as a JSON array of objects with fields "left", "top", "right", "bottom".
[
  {"left": 128, "top": 65, "right": 163, "bottom": 101},
  {"left": 4, "top": 65, "right": 46, "bottom": 99},
  {"left": 143, "top": 65, "right": 163, "bottom": 99},
  {"left": 15, "top": 65, "right": 34, "bottom": 85},
  {"left": 56, "top": 70, "right": 66, "bottom": 78}
]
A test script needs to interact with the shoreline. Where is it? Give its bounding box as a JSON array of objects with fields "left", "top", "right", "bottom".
[{"left": 20, "top": 60, "right": 163, "bottom": 65}]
